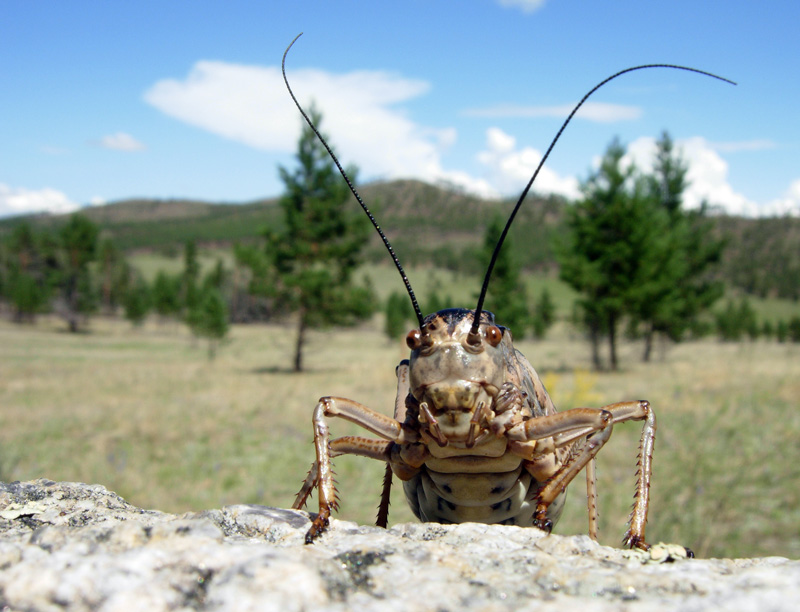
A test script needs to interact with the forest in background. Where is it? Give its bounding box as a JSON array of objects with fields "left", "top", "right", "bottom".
[{"left": 2, "top": 177, "right": 798, "bottom": 299}]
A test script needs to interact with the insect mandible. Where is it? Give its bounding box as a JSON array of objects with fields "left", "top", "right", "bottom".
[{"left": 283, "top": 33, "right": 734, "bottom": 547}]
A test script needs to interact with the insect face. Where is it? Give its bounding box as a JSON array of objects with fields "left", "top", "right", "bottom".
[{"left": 405, "top": 309, "right": 508, "bottom": 445}]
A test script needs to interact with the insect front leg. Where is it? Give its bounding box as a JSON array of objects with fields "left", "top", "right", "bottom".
[{"left": 292, "top": 397, "right": 410, "bottom": 543}]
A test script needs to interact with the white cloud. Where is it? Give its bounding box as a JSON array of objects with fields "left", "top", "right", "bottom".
[
  {"left": 496, "top": 0, "right": 547, "bottom": 13},
  {"left": 476, "top": 127, "right": 581, "bottom": 200},
  {"left": 95, "top": 132, "right": 146, "bottom": 151},
  {"left": 680, "top": 137, "right": 759, "bottom": 215},
  {"left": 622, "top": 136, "right": 778, "bottom": 216},
  {"left": 764, "top": 179, "right": 800, "bottom": 217},
  {"left": 146, "top": 62, "right": 466, "bottom": 180},
  {"left": 144, "top": 60, "right": 499, "bottom": 197},
  {"left": 142, "top": 60, "right": 794, "bottom": 216},
  {"left": 0, "top": 183, "right": 79, "bottom": 217},
  {"left": 433, "top": 170, "right": 498, "bottom": 199},
  {"left": 463, "top": 102, "right": 642, "bottom": 123}
]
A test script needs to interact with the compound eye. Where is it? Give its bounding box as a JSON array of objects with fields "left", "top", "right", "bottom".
[
  {"left": 485, "top": 325, "right": 503, "bottom": 347},
  {"left": 406, "top": 329, "right": 422, "bottom": 350}
]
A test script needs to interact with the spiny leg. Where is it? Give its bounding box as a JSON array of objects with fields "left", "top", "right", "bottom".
[
  {"left": 304, "top": 434, "right": 395, "bottom": 543},
  {"left": 566, "top": 400, "right": 655, "bottom": 549},
  {"left": 298, "top": 358, "right": 412, "bottom": 543},
  {"left": 325, "top": 435, "right": 395, "bottom": 532},
  {"left": 582, "top": 400, "right": 656, "bottom": 549},
  {"left": 534, "top": 421, "right": 613, "bottom": 532},
  {"left": 293, "top": 436, "right": 394, "bottom": 512},
  {"left": 293, "top": 461, "right": 318, "bottom": 510},
  {"left": 376, "top": 462, "right": 393, "bottom": 528},
  {"left": 304, "top": 400, "right": 336, "bottom": 543},
  {"left": 510, "top": 399, "right": 656, "bottom": 548},
  {"left": 299, "top": 396, "right": 402, "bottom": 543},
  {"left": 623, "top": 404, "right": 655, "bottom": 549},
  {"left": 586, "top": 457, "right": 599, "bottom": 541}
]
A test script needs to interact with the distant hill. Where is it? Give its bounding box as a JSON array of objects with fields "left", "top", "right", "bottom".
[
  {"left": 2, "top": 179, "right": 798, "bottom": 298},
  {"left": 0, "top": 196, "right": 281, "bottom": 253},
  {"left": 0, "top": 180, "right": 566, "bottom": 269}
]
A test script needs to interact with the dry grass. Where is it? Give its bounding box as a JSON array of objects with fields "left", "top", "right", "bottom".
[{"left": 1, "top": 315, "right": 798, "bottom": 559}]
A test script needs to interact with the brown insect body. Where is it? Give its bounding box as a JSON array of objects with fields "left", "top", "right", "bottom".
[
  {"left": 283, "top": 34, "right": 734, "bottom": 547},
  {"left": 398, "top": 308, "right": 568, "bottom": 528}
]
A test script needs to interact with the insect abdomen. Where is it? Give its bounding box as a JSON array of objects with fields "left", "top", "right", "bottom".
[{"left": 403, "top": 466, "right": 566, "bottom": 526}]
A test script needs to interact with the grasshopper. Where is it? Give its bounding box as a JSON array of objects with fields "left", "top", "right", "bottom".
[{"left": 284, "top": 34, "right": 734, "bottom": 547}]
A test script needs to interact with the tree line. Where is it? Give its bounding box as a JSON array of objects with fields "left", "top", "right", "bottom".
[{"left": 0, "top": 216, "right": 230, "bottom": 358}]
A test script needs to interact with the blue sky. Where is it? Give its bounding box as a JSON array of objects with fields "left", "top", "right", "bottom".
[{"left": 2, "top": 0, "right": 798, "bottom": 219}]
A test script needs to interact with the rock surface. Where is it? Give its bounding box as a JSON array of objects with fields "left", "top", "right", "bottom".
[{"left": 1, "top": 479, "right": 797, "bottom": 611}]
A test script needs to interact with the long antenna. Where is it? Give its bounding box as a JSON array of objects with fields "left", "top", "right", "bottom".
[
  {"left": 282, "top": 33, "right": 425, "bottom": 327},
  {"left": 470, "top": 64, "right": 736, "bottom": 337}
]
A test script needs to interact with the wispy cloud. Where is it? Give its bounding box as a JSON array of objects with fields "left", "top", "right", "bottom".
[
  {"left": 0, "top": 183, "right": 78, "bottom": 217},
  {"left": 710, "top": 139, "right": 777, "bottom": 153},
  {"left": 40, "top": 145, "right": 70, "bottom": 155},
  {"left": 463, "top": 102, "right": 642, "bottom": 123},
  {"left": 496, "top": 0, "right": 547, "bottom": 14},
  {"left": 93, "top": 132, "right": 146, "bottom": 151}
]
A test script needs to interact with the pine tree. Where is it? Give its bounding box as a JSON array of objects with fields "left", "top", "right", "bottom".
[
  {"left": 715, "top": 298, "right": 757, "bottom": 341},
  {"left": 776, "top": 320, "right": 789, "bottom": 343},
  {"left": 57, "top": 214, "right": 99, "bottom": 332},
  {"left": 181, "top": 240, "right": 200, "bottom": 316},
  {"left": 263, "top": 107, "right": 375, "bottom": 371},
  {"left": 97, "top": 238, "right": 127, "bottom": 314},
  {"left": 123, "top": 275, "right": 151, "bottom": 327},
  {"left": 788, "top": 316, "right": 800, "bottom": 343},
  {"left": 531, "top": 287, "right": 556, "bottom": 339},
  {"left": 480, "top": 216, "right": 529, "bottom": 338},
  {"left": 189, "top": 287, "right": 229, "bottom": 360},
  {"left": 558, "top": 138, "right": 665, "bottom": 370},
  {"left": 152, "top": 271, "right": 182, "bottom": 321},
  {"left": 4, "top": 223, "right": 50, "bottom": 322},
  {"left": 232, "top": 242, "right": 274, "bottom": 323},
  {"left": 203, "top": 258, "right": 226, "bottom": 291},
  {"left": 385, "top": 290, "right": 415, "bottom": 340},
  {"left": 636, "top": 132, "right": 724, "bottom": 360}
]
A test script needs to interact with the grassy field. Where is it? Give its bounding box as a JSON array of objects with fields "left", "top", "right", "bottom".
[
  {"left": 1, "top": 314, "right": 798, "bottom": 560},
  {"left": 130, "top": 248, "right": 800, "bottom": 327}
]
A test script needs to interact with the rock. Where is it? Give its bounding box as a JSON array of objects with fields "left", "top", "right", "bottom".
[{"left": 0, "top": 479, "right": 797, "bottom": 611}]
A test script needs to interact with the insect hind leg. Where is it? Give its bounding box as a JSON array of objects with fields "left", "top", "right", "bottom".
[{"left": 292, "top": 461, "right": 319, "bottom": 510}]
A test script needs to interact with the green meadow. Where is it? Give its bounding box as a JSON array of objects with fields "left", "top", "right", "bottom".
[{"left": 2, "top": 306, "right": 797, "bottom": 560}]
